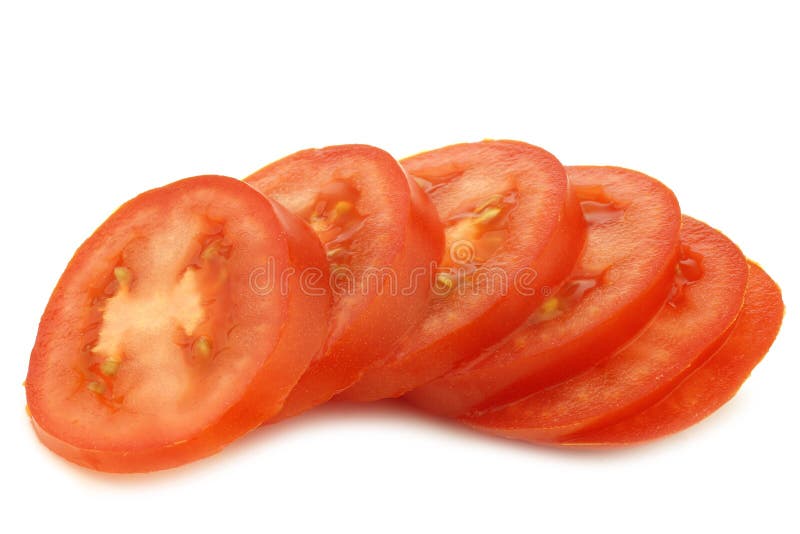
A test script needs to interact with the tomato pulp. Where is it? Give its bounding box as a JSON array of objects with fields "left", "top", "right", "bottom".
[
  {"left": 246, "top": 145, "right": 444, "bottom": 419},
  {"left": 408, "top": 166, "right": 681, "bottom": 417},
  {"left": 26, "top": 176, "right": 331, "bottom": 472},
  {"left": 342, "top": 141, "right": 586, "bottom": 402}
]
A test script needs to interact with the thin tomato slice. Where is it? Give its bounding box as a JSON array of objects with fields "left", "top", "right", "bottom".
[
  {"left": 245, "top": 145, "right": 443, "bottom": 419},
  {"left": 566, "top": 262, "right": 783, "bottom": 446},
  {"left": 26, "top": 176, "right": 330, "bottom": 472},
  {"left": 341, "top": 140, "right": 586, "bottom": 402},
  {"left": 464, "top": 216, "right": 748, "bottom": 443},
  {"left": 408, "top": 166, "right": 681, "bottom": 417}
]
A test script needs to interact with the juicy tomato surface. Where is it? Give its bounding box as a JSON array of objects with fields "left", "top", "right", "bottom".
[
  {"left": 566, "top": 262, "right": 783, "bottom": 446},
  {"left": 26, "top": 176, "right": 331, "bottom": 472},
  {"left": 245, "top": 145, "right": 444, "bottom": 419},
  {"left": 341, "top": 140, "right": 586, "bottom": 402},
  {"left": 464, "top": 216, "right": 748, "bottom": 443},
  {"left": 408, "top": 166, "right": 681, "bottom": 417}
]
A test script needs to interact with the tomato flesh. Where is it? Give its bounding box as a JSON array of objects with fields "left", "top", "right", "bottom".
[
  {"left": 566, "top": 262, "right": 783, "bottom": 446},
  {"left": 408, "top": 166, "right": 681, "bottom": 417},
  {"left": 25, "top": 176, "right": 330, "bottom": 472},
  {"left": 342, "top": 140, "right": 586, "bottom": 402},
  {"left": 245, "top": 145, "right": 444, "bottom": 419},
  {"left": 464, "top": 216, "right": 748, "bottom": 443}
]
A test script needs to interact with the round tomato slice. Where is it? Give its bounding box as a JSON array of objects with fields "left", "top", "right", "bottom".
[
  {"left": 25, "top": 176, "right": 331, "bottom": 472},
  {"left": 245, "top": 145, "right": 444, "bottom": 419},
  {"left": 407, "top": 166, "right": 681, "bottom": 417},
  {"left": 567, "top": 262, "right": 783, "bottom": 446},
  {"left": 464, "top": 216, "right": 748, "bottom": 443},
  {"left": 341, "top": 140, "right": 586, "bottom": 402}
]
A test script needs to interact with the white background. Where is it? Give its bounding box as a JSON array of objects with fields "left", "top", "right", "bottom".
[{"left": 1, "top": 1, "right": 798, "bottom": 532}]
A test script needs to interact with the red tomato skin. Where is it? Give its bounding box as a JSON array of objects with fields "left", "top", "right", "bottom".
[
  {"left": 341, "top": 141, "right": 586, "bottom": 402},
  {"left": 565, "top": 262, "right": 783, "bottom": 446},
  {"left": 463, "top": 216, "right": 748, "bottom": 443},
  {"left": 407, "top": 166, "right": 682, "bottom": 417},
  {"left": 26, "top": 176, "right": 330, "bottom": 472},
  {"left": 246, "top": 145, "right": 444, "bottom": 420}
]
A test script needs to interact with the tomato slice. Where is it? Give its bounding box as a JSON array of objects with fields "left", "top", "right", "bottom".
[
  {"left": 463, "top": 216, "right": 748, "bottom": 443},
  {"left": 341, "top": 140, "right": 586, "bottom": 402},
  {"left": 245, "top": 145, "right": 444, "bottom": 419},
  {"left": 25, "top": 176, "right": 331, "bottom": 472},
  {"left": 407, "top": 166, "right": 681, "bottom": 417},
  {"left": 566, "top": 262, "right": 783, "bottom": 446}
]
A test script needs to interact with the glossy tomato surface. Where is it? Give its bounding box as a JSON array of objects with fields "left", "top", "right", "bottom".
[
  {"left": 465, "top": 216, "right": 748, "bottom": 443},
  {"left": 342, "top": 140, "right": 586, "bottom": 402},
  {"left": 567, "top": 262, "right": 783, "bottom": 446},
  {"left": 408, "top": 166, "right": 681, "bottom": 416},
  {"left": 26, "top": 176, "right": 331, "bottom": 472},
  {"left": 246, "top": 145, "right": 443, "bottom": 419}
]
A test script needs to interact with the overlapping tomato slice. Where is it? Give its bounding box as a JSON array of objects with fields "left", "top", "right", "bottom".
[
  {"left": 342, "top": 140, "right": 586, "bottom": 401},
  {"left": 26, "top": 176, "right": 331, "bottom": 472},
  {"left": 245, "top": 145, "right": 444, "bottom": 419},
  {"left": 567, "top": 262, "right": 783, "bottom": 446},
  {"left": 463, "top": 216, "right": 748, "bottom": 443},
  {"left": 24, "top": 141, "right": 785, "bottom": 473},
  {"left": 408, "top": 166, "right": 682, "bottom": 416}
]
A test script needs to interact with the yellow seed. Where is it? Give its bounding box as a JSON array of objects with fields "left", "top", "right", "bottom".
[
  {"left": 100, "top": 359, "right": 120, "bottom": 376},
  {"left": 474, "top": 207, "right": 502, "bottom": 225},
  {"left": 194, "top": 336, "right": 213, "bottom": 359},
  {"left": 333, "top": 201, "right": 353, "bottom": 218},
  {"left": 201, "top": 241, "right": 219, "bottom": 260},
  {"left": 326, "top": 247, "right": 343, "bottom": 259},
  {"left": 114, "top": 266, "right": 132, "bottom": 286},
  {"left": 475, "top": 195, "right": 503, "bottom": 213},
  {"left": 436, "top": 273, "right": 455, "bottom": 292},
  {"left": 541, "top": 297, "right": 559, "bottom": 314},
  {"left": 309, "top": 215, "right": 330, "bottom": 234},
  {"left": 87, "top": 381, "right": 106, "bottom": 394}
]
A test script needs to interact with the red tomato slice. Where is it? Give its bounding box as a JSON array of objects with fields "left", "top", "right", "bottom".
[
  {"left": 341, "top": 140, "right": 586, "bottom": 402},
  {"left": 245, "top": 145, "right": 444, "bottom": 419},
  {"left": 25, "top": 176, "right": 331, "bottom": 472},
  {"left": 463, "top": 216, "right": 748, "bottom": 443},
  {"left": 407, "top": 166, "right": 681, "bottom": 417},
  {"left": 566, "top": 262, "right": 783, "bottom": 446}
]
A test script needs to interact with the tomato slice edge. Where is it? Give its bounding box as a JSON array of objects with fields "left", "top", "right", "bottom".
[
  {"left": 563, "top": 261, "right": 783, "bottom": 446},
  {"left": 462, "top": 216, "right": 749, "bottom": 443},
  {"left": 26, "top": 176, "right": 330, "bottom": 472}
]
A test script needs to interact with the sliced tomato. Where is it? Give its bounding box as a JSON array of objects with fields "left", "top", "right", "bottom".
[
  {"left": 408, "top": 166, "right": 681, "bottom": 417},
  {"left": 566, "top": 262, "right": 783, "bottom": 446},
  {"left": 245, "top": 145, "right": 444, "bottom": 419},
  {"left": 25, "top": 176, "right": 331, "bottom": 472},
  {"left": 463, "top": 216, "right": 748, "bottom": 443},
  {"left": 341, "top": 140, "right": 586, "bottom": 402}
]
